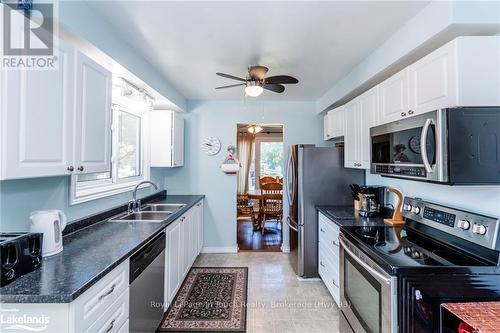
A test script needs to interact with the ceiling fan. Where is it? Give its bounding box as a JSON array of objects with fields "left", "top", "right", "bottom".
[{"left": 215, "top": 66, "right": 298, "bottom": 97}]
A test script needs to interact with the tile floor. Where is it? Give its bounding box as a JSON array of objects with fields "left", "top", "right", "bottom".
[{"left": 193, "top": 252, "right": 341, "bottom": 333}]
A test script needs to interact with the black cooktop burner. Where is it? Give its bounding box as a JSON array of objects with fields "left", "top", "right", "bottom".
[{"left": 343, "top": 226, "right": 492, "bottom": 268}]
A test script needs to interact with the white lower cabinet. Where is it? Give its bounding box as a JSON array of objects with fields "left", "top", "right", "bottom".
[
  {"left": 318, "top": 213, "right": 340, "bottom": 306},
  {"left": 164, "top": 200, "right": 204, "bottom": 306},
  {"left": 0, "top": 260, "right": 130, "bottom": 332}
]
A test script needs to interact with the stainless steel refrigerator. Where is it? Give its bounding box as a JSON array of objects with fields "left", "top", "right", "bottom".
[{"left": 285, "top": 145, "right": 364, "bottom": 277}]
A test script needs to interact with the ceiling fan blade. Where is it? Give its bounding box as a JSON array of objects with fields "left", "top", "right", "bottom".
[
  {"left": 216, "top": 72, "right": 247, "bottom": 82},
  {"left": 263, "top": 84, "right": 285, "bottom": 93},
  {"left": 215, "top": 83, "right": 246, "bottom": 89},
  {"left": 264, "top": 75, "right": 299, "bottom": 85},
  {"left": 248, "top": 65, "right": 269, "bottom": 80}
]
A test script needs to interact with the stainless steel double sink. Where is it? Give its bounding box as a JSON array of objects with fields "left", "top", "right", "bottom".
[{"left": 109, "top": 203, "right": 186, "bottom": 223}]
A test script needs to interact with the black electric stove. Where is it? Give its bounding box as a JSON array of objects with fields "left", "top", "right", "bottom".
[{"left": 338, "top": 197, "right": 500, "bottom": 333}]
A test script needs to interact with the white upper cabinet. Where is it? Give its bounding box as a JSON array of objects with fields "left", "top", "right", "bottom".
[
  {"left": 1, "top": 40, "right": 76, "bottom": 180},
  {"left": 323, "top": 107, "right": 345, "bottom": 140},
  {"left": 1, "top": 41, "right": 112, "bottom": 180},
  {"left": 358, "top": 87, "right": 378, "bottom": 168},
  {"left": 73, "top": 51, "right": 112, "bottom": 174},
  {"left": 378, "top": 68, "right": 410, "bottom": 125},
  {"left": 343, "top": 100, "right": 360, "bottom": 168},
  {"left": 150, "top": 111, "right": 184, "bottom": 167},
  {"left": 408, "top": 40, "right": 457, "bottom": 115},
  {"left": 344, "top": 87, "right": 377, "bottom": 169}
]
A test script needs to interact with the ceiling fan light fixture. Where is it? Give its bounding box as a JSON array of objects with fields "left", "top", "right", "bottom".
[
  {"left": 248, "top": 125, "right": 263, "bottom": 134},
  {"left": 244, "top": 81, "right": 263, "bottom": 97}
]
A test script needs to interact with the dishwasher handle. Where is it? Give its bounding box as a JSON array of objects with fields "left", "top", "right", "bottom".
[{"left": 130, "top": 232, "right": 166, "bottom": 284}]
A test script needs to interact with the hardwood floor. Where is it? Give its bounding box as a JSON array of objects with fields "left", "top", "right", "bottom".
[{"left": 237, "top": 217, "right": 282, "bottom": 252}]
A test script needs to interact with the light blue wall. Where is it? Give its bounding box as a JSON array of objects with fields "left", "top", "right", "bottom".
[
  {"left": 366, "top": 173, "right": 500, "bottom": 217},
  {"left": 0, "top": 170, "right": 165, "bottom": 232},
  {"left": 57, "top": 1, "right": 187, "bottom": 111},
  {"left": 159, "top": 100, "right": 324, "bottom": 250}
]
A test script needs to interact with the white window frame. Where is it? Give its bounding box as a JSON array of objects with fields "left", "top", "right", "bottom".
[
  {"left": 70, "top": 101, "right": 151, "bottom": 205},
  {"left": 254, "top": 134, "right": 283, "bottom": 189}
]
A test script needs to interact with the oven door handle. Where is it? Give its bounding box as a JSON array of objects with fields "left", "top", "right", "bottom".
[
  {"left": 338, "top": 236, "right": 391, "bottom": 285},
  {"left": 420, "top": 118, "right": 433, "bottom": 173}
]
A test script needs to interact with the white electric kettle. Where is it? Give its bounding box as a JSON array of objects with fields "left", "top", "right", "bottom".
[{"left": 29, "top": 210, "right": 67, "bottom": 257}]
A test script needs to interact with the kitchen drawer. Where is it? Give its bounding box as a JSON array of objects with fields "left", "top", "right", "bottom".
[
  {"left": 318, "top": 242, "right": 340, "bottom": 306},
  {"left": 318, "top": 213, "right": 340, "bottom": 250},
  {"left": 72, "top": 259, "right": 129, "bottom": 332},
  {"left": 86, "top": 288, "right": 129, "bottom": 333},
  {"left": 117, "top": 319, "right": 129, "bottom": 333}
]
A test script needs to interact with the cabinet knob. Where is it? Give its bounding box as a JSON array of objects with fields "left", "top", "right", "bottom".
[
  {"left": 326, "top": 134, "right": 330, "bottom": 138},
  {"left": 77, "top": 166, "right": 84, "bottom": 172},
  {"left": 408, "top": 110, "right": 414, "bottom": 115},
  {"left": 67, "top": 166, "right": 74, "bottom": 172},
  {"left": 401, "top": 112, "right": 407, "bottom": 117}
]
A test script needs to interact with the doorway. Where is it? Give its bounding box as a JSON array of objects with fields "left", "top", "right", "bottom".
[{"left": 236, "top": 124, "right": 284, "bottom": 252}]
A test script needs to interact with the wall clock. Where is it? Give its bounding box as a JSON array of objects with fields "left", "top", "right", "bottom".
[{"left": 201, "top": 136, "right": 222, "bottom": 155}]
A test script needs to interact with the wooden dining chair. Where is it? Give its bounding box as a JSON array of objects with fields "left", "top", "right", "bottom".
[
  {"left": 259, "top": 176, "right": 278, "bottom": 188},
  {"left": 260, "top": 193, "right": 283, "bottom": 234},
  {"left": 237, "top": 194, "right": 253, "bottom": 217},
  {"left": 259, "top": 182, "right": 283, "bottom": 234}
]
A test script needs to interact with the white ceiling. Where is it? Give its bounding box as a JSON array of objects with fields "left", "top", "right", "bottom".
[{"left": 88, "top": 1, "right": 429, "bottom": 101}]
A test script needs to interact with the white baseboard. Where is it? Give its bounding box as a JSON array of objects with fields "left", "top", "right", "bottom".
[
  {"left": 201, "top": 246, "right": 238, "bottom": 254},
  {"left": 281, "top": 245, "right": 290, "bottom": 253}
]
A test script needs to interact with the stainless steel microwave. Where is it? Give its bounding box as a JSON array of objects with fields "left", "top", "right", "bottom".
[{"left": 370, "top": 107, "right": 500, "bottom": 184}]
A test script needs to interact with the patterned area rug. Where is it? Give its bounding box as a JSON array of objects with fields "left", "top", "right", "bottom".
[{"left": 158, "top": 267, "right": 248, "bottom": 332}]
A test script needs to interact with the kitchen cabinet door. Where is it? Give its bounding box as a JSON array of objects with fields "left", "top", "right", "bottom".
[
  {"left": 378, "top": 68, "right": 410, "bottom": 125},
  {"left": 1, "top": 40, "right": 76, "bottom": 179},
  {"left": 181, "top": 213, "right": 191, "bottom": 278},
  {"left": 409, "top": 40, "right": 457, "bottom": 116},
  {"left": 358, "top": 87, "right": 378, "bottom": 169},
  {"left": 324, "top": 107, "right": 345, "bottom": 140},
  {"left": 196, "top": 201, "right": 204, "bottom": 255},
  {"left": 343, "top": 101, "right": 360, "bottom": 168},
  {"left": 165, "top": 219, "right": 182, "bottom": 304},
  {"left": 73, "top": 51, "right": 112, "bottom": 174},
  {"left": 172, "top": 112, "right": 184, "bottom": 167},
  {"left": 150, "top": 111, "right": 184, "bottom": 167}
]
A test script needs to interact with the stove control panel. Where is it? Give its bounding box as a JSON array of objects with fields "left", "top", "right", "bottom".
[{"left": 402, "top": 197, "right": 500, "bottom": 251}]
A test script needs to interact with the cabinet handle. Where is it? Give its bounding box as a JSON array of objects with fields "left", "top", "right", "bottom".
[
  {"left": 332, "top": 279, "right": 339, "bottom": 288},
  {"left": 332, "top": 240, "right": 339, "bottom": 247},
  {"left": 320, "top": 228, "right": 325, "bottom": 233},
  {"left": 320, "top": 261, "right": 325, "bottom": 267},
  {"left": 401, "top": 112, "right": 407, "bottom": 117},
  {"left": 98, "top": 284, "right": 116, "bottom": 301},
  {"left": 105, "top": 319, "right": 116, "bottom": 333},
  {"left": 408, "top": 110, "right": 414, "bottom": 115},
  {"left": 77, "top": 166, "right": 84, "bottom": 172},
  {"left": 326, "top": 134, "right": 330, "bottom": 138},
  {"left": 197, "top": 203, "right": 202, "bottom": 207},
  {"left": 67, "top": 166, "right": 74, "bottom": 172}
]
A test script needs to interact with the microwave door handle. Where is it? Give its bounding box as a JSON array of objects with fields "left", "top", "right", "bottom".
[
  {"left": 338, "top": 236, "right": 391, "bottom": 285},
  {"left": 420, "top": 118, "right": 434, "bottom": 173}
]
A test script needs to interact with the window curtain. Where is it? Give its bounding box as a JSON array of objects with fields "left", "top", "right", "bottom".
[{"left": 237, "top": 132, "right": 255, "bottom": 194}]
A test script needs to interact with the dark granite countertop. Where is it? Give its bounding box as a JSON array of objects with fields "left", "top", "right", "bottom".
[
  {"left": 316, "top": 205, "right": 389, "bottom": 227},
  {"left": 0, "top": 194, "right": 204, "bottom": 303}
]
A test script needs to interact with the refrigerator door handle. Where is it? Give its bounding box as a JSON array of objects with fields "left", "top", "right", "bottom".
[
  {"left": 286, "top": 216, "right": 298, "bottom": 232},
  {"left": 286, "top": 151, "right": 295, "bottom": 206}
]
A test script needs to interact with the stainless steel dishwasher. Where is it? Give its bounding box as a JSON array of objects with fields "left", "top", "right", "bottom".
[{"left": 129, "top": 232, "right": 166, "bottom": 333}]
